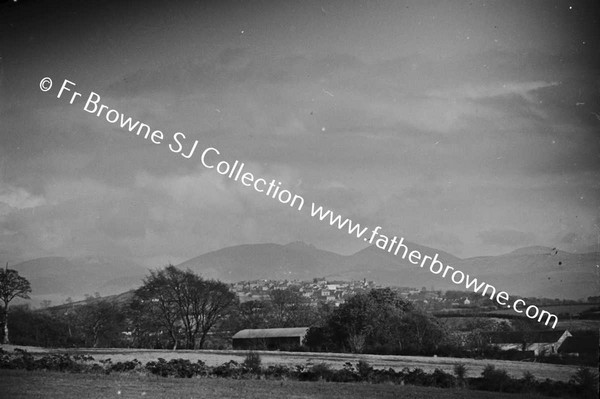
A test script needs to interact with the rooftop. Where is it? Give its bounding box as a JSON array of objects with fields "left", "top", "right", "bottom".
[{"left": 232, "top": 327, "right": 310, "bottom": 339}]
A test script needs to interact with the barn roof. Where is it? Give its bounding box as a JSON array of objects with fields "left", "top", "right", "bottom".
[{"left": 232, "top": 327, "right": 310, "bottom": 339}]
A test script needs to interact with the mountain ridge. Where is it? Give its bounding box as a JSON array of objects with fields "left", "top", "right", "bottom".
[{"left": 10, "top": 242, "right": 599, "bottom": 303}]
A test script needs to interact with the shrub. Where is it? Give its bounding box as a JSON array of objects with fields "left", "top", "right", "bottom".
[
  {"left": 403, "top": 367, "right": 434, "bottom": 386},
  {"left": 331, "top": 368, "right": 358, "bottom": 382},
  {"left": 480, "top": 364, "right": 511, "bottom": 392},
  {"left": 145, "top": 358, "right": 207, "bottom": 378},
  {"left": 110, "top": 359, "right": 142, "bottom": 373},
  {"left": 356, "top": 360, "right": 372, "bottom": 380},
  {"left": 242, "top": 351, "right": 261, "bottom": 374},
  {"left": 212, "top": 360, "right": 244, "bottom": 379},
  {"left": 1, "top": 348, "right": 35, "bottom": 371},
  {"left": 263, "top": 364, "right": 291, "bottom": 379},
  {"left": 520, "top": 370, "right": 536, "bottom": 392},
  {"left": 431, "top": 368, "right": 456, "bottom": 388},
  {"left": 35, "top": 354, "right": 79, "bottom": 372},
  {"left": 571, "top": 367, "right": 599, "bottom": 399},
  {"left": 368, "top": 367, "right": 403, "bottom": 385},
  {"left": 453, "top": 363, "right": 468, "bottom": 387},
  {"left": 299, "top": 363, "right": 333, "bottom": 381}
]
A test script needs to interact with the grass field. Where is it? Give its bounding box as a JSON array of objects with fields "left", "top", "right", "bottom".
[
  {"left": 1, "top": 345, "right": 584, "bottom": 382},
  {"left": 0, "top": 369, "right": 548, "bottom": 399}
]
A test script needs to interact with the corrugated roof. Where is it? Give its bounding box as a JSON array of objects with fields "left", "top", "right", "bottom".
[{"left": 232, "top": 327, "right": 310, "bottom": 339}]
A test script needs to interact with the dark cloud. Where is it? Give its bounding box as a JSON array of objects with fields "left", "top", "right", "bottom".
[{"left": 1, "top": 0, "right": 598, "bottom": 266}]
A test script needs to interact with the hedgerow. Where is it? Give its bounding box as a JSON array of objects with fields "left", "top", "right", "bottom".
[{"left": 0, "top": 349, "right": 595, "bottom": 397}]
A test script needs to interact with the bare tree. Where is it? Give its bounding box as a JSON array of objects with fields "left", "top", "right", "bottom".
[
  {"left": 269, "top": 288, "right": 314, "bottom": 327},
  {"left": 0, "top": 264, "right": 32, "bottom": 344},
  {"left": 134, "top": 265, "right": 237, "bottom": 349},
  {"left": 76, "top": 300, "right": 124, "bottom": 347}
]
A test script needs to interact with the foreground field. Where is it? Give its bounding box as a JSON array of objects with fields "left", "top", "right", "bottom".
[
  {"left": 2, "top": 345, "right": 583, "bottom": 383},
  {"left": 0, "top": 369, "right": 547, "bottom": 399}
]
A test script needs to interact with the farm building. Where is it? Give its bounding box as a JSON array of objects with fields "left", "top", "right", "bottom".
[
  {"left": 487, "top": 329, "right": 571, "bottom": 355},
  {"left": 232, "top": 327, "right": 310, "bottom": 350},
  {"left": 558, "top": 330, "right": 599, "bottom": 361}
]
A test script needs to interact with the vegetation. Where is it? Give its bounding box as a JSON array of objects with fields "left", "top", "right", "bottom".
[
  {"left": 0, "top": 369, "right": 541, "bottom": 399},
  {"left": 133, "top": 265, "right": 238, "bottom": 349},
  {"left": 305, "top": 288, "right": 451, "bottom": 355},
  {"left": 0, "top": 348, "right": 596, "bottom": 397},
  {"left": 2, "top": 268, "right": 597, "bottom": 369},
  {"left": 242, "top": 351, "right": 262, "bottom": 373},
  {"left": 0, "top": 266, "right": 31, "bottom": 344}
]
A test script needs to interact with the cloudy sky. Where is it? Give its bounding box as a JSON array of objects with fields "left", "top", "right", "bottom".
[{"left": 1, "top": 0, "right": 598, "bottom": 267}]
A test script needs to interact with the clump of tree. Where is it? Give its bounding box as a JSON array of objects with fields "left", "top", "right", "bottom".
[
  {"left": 305, "top": 288, "right": 450, "bottom": 355},
  {"left": 228, "top": 287, "right": 327, "bottom": 333},
  {"left": 6, "top": 265, "right": 238, "bottom": 350},
  {"left": 132, "top": 265, "right": 238, "bottom": 349},
  {"left": 0, "top": 265, "right": 32, "bottom": 344},
  {"left": 75, "top": 300, "right": 126, "bottom": 347}
]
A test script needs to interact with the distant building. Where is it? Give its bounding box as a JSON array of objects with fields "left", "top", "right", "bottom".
[
  {"left": 232, "top": 327, "right": 310, "bottom": 350},
  {"left": 487, "top": 330, "right": 571, "bottom": 355}
]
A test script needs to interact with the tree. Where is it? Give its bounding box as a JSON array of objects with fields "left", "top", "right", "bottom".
[
  {"left": 268, "top": 288, "right": 314, "bottom": 328},
  {"left": 133, "top": 265, "right": 237, "bottom": 349},
  {"left": 8, "top": 305, "right": 74, "bottom": 347},
  {"left": 324, "top": 288, "right": 413, "bottom": 353},
  {"left": 233, "top": 300, "right": 273, "bottom": 330},
  {"left": 0, "top": 265, "right": 32, "bottom": 344},
  {"left": 397, "top": 312, "right": 447, "bottom": 354},
  {"left": 75, "top": 300, "right": 126, "bottom": 347}
]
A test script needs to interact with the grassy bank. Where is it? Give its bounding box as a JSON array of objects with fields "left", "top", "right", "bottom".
[{"left": 0, "top": 369, "right": 547, "bottom": 399}]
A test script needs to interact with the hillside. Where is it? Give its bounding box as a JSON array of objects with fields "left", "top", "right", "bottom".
[
  {"left": 11, "top": 256, "right": 146, "bottom": 305},
  {"left": 10, "top": 242, "right": 599, "bottom": 303},
  {"left": 324, "top": 243, "right": 462, "bottom": 290},
  {"left": 176, "top": 241, "right": 598, "bottom": 299},
  {"left": 455, "top": 248, "right": 598, "bottom": 300},
  {"left": 176, "top": 241, "right": 348, "bottom": 281}
]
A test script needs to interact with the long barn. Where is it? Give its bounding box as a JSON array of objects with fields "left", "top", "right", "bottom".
[{"left": 232, "top": 327, "right": 310, "bottom": 350}]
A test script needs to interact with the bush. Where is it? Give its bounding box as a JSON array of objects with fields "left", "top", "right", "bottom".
[
  {"left": 1, "top": 348, "right": 35, "bottom": 371},
  {"left": 405, "top": 367, "right": 434, "bottom": 386},
  {"left": 367, "top": 367, "right": 403, "bottom": 385},
  {"left": 356, "top": 360, "right": 372, "bottom": 379},
  {"left": 35, "top": 354, "right": 80, "bottom": 372},
  {"left": 520, "top": 370, "right": 536, "bottom": 393},
  {"left": 299, "top": 363, "right": 333, "bottom": 381},
  {"left": 480, "top": 364, "right": 511, "bottom": 392},
  {"left": 110, "top": 359, "right": 142, "bottom": 373},
  {"left": 571, "top": 367, "right": 599, "bottom": 399},
  {"left": 263, "top": 364, "right": 291, "bottom": 379},
  {"left": 242, "top": 351, "right": 261, "bottom": 374},
  {"left": 431, "top": 368, "right": 456, "bottom": 388},
  {"left": 328, "top": 362, "right": 359, "bottom": 383},
  {"left": 212, "top": 360, "right": 244, "bottom": 379},
  {"left": 145, "top": 358, "right": 208, "bottom": 378},
  {"left": 453, "top": 363, "right": 468, "bottom": 387}
]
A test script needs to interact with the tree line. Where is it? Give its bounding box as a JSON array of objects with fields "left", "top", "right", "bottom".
[{"left": 2, "top": 264, "right": 553, "bottom": 358}]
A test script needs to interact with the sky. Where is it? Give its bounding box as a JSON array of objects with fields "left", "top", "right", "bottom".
[{"left": 1, "top": 0, "right": 599, "bottom": 268}]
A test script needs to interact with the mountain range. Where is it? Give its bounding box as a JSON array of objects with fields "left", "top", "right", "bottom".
[{"left": 10, "top": 242, "right": 599, "bottom": 305}]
